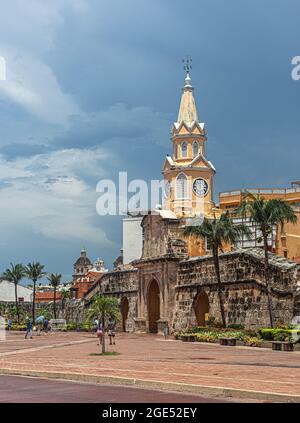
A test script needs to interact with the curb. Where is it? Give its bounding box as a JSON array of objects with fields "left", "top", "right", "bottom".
[{"left": 0, "top": 368, "right": 300, "bottom": 403}]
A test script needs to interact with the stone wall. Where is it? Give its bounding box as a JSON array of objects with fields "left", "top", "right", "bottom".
[
  {"left": 84, "top": 268, "right": 139, "bottom": 331},
  {"left": 0, "top": 299, "right": 85, "bottom": 324},
  {"left": 172, "top": 249, "right": 300, "bottom": 331},
  {"left": 141, "top": 214, "right": 187, "bottom": 259}
]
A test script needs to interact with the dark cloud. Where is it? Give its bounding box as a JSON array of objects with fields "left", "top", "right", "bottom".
[{"left": 0, "top": 0, "right": 299, "bottom": 275}]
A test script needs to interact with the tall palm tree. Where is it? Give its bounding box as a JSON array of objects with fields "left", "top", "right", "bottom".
[
  {"left": 87, "top": 295, "right": 120, "bottom": 353},
  {"left": 60, "top": 288, "right": 70, "bottom": 310},
  {"left": 237, "top": 195, "right": 297, "bottom": 328},
  {"left": 3, "top": 263, "right": 27, "bottom": 323},
  {"left": 47, "top": 273, "right": 62, "bottom": 319},
  {"left": 183, "top": 213, "right": 251, "bottom": 327},
  {"left": 26, "top": 262, "right": 46, "bottom": 323}
]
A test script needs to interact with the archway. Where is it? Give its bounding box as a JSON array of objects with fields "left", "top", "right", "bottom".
[
  {"left": 120, "top": 297, "right": 129, "bottom": 332},
  {"left": 147, "top": 280, "right": 160, "bottom": 333},
  {"left": 194, "top": 292, "right": 209, "bottom": 326}
]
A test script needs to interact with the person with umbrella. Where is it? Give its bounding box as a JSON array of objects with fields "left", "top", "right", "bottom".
[{"left": 35, "top": 315, "right": 44, "bottom": 336}]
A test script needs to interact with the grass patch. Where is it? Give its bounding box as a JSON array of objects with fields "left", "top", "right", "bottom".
[{"left": 89, "top": 351, "right": 120, "bottom": 356}]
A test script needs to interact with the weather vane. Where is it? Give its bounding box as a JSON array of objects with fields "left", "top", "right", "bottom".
[{"left": 182, "top": 55, "right": 192, "bottom": 75}]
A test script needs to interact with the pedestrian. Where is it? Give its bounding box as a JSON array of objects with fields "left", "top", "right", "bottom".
[
  {"left": 107, "top": 317, "right": 116, "bottom": 345},
  {"left": 163, "top": 322, "right": 169, "bottom": 340},
  {"left": 25, "top": 319, "right": 33, "bottom": 339},
  {"left": 43, "top": 318, "right": 49, "bottom": 334},
  {"left": 7, "top": 318, "right": 12, "bottom": 331},
  {"left": 96, "top": 321, "right": 103, "bottom": 346}
]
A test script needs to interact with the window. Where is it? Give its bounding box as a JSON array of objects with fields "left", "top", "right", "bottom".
[
  {"left": 192, "top": 141, "right": 199, "bottom": 158},
  {"left": 181, "top": 142, "right": 188, "bottom": 158},
  {"left": 176, "top": 173, "right": 189, "bottom": 199}
]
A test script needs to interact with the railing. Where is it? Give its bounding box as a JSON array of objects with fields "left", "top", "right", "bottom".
[{"left": 220, "top": 187, "right": 300, "bottom": 198}]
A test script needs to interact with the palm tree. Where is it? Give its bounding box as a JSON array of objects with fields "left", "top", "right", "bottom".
[
  {"left": 60, "top": 288, "right": 70, "bottom": 310},
  {"left": 183, "top": 213, "right": 251, "bottom": 327},
  {"left": 237, "top": 195, "right": 297, "bottom": 327},
  {"left": 47, "top": 273, "right": 62, "bottom": 319},
  {"left": 87, "top": 295, "right": 120, "bottom": 354},
  {"left": 26, "top": 262, "right": 46, "bottom": 323},
  {"left": 3, "top": 263, "right": 27, "bottom": 323}
]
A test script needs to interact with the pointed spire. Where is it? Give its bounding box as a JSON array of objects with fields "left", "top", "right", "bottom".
[{"left": 177, "top": 59, "right": 199, "bottom": 125}]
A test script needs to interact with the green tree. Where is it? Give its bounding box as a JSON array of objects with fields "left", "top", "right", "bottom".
[
  {"left": 60, "top": 288, "right": 70, "bottom": 310},
  {"left": 237, "top": 195, "right": 297, "bottom": 327},
  {"left": 47, "top": 273, "right": 62, "bottom": 319},
  {"left": 3, "top": 263, "right": 27, "bottom": 323},
  {"left": 183, "top": 213, "right": 251, "bottom": 327},
  {"left": 87, "top": 295, "right": 120, "bottom": 353},
  {"left": 26, "top": 262, "right": 46, "bottom": 323}
]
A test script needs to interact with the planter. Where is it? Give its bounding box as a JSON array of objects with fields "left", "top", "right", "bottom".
[
  {"left": 272, "top": 341, "right": 283, "bottom": 351},
  {"left": 219, "top": 338, "right": 237, "bottom": 346},
  {"left": 180, "top": 334, "right": 195, "bottom": 342},
  {"left": 282, "top": 342, "right": 294, "bottom": 352}
]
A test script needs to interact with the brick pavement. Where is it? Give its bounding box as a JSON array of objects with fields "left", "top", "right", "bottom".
[{"left": 0, "top": 331, "right": 300, "bottom": 401}]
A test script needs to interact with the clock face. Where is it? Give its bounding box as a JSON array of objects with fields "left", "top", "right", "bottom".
[
  {"left": 164, "top": 180, "right": 172, "bottom": 197},
  {"left": 193, "top": 178, "right": 209, "bottom": 197}
]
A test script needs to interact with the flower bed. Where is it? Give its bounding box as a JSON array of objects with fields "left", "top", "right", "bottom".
[
  {"left": 174, "top": 327, "right": 263, "bottom": 347},
  {"left": 259, "top": 328, "right": 300, "bottom": 343}
]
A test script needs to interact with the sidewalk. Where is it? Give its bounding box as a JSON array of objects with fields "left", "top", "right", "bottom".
[{"left": 1, "top": 332, "right": 300, "bottom": 402}]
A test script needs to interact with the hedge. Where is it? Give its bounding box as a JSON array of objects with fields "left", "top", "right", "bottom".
[{"left": 259, "top": 328, "right": 300, "bottom": 342}]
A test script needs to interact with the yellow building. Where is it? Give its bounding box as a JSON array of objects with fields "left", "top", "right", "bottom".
[
  {"left": 220, "top": 184, "right": 300, "bottom": 262},
  {"left": 162, "top": 71, "right": 300, "bottom": 262}
]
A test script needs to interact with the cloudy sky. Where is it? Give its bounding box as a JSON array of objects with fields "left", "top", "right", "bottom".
[{"left": 0, "top": 0, "right": 299, "bottom": 281}]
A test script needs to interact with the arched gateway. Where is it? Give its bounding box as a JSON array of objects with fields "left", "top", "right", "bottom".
[
  {"left": 120, "top": 297, "right": 129, "bottom": 332},
  {"left": 194, "top": 292, "right": 209, "bottom": 326},
  {"left": 147, "top": 280, "right": 160, "bottom": 333}
]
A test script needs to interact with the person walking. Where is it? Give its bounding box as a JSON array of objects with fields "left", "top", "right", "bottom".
[
  {"left": 107, "top": 317, "right": 116, "bottom": 345},
  {"left": 163, "top": 322, "right": 169, "bottom": 340},
  {"left": 25, "top": 319, "right": 33, "bottom": 339},
  {"left": 43, "top": 318, "right": 49, "bottom": 334},
  {"left": 96, "top": 321, "right": 103, "bottom": 346},
  {"left": 7, "top": 319, "right": 12, "bottom": 331}
]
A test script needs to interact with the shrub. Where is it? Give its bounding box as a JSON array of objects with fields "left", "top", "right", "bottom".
[
  {"left": 66, "top": 323, "right": 77, "bottom": 331},
  {"left": 275, "top": 320, "right": 289, "bottom": 329},
  {"left": 189, "top": 326, "right": 208, "bottom": 334},
  {"left": 259, "top": 328, "right": 300, "bottom": 342},
  {"left": 180, "top": 334, "right": 196, "bottom": 342},
  {"left": 243, "top": 336, "right": 262, "bottom": 347},
  {"left": 194, "top": 332, "right": 218, "bottom": 343}
]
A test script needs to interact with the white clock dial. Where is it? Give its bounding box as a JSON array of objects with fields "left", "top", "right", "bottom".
[{"left": 193, "top": 178, "right": 209, "bottom": 197}]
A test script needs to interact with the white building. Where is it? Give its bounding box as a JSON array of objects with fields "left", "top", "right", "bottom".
[
  {"left": 0, "top": 280, "right": 33, "bottom": 303},
  {"left": 122, "top": 214, "right": 144, "bottom": 265}
]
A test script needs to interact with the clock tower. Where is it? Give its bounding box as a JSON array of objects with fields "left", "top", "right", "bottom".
[{"left": 162, "top": 67, "right": 216, "bottom": 218}]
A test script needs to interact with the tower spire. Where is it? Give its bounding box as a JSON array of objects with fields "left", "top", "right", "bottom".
[{"left": 177, "top": 56, "right": 198, "bottom": 125}]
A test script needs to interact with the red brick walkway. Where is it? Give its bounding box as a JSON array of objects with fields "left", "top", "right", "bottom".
[{"left": 0, "top": 332, "right": 300, "bottom": 401}]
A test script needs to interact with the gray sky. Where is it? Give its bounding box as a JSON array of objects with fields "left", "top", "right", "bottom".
[{"left": 0, "top": 0, "right": 299, "bottom": 281}]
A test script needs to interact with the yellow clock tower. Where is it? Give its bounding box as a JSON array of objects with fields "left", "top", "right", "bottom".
[{"left": 162, "top": 68, "right": 216, "bottom": 218}]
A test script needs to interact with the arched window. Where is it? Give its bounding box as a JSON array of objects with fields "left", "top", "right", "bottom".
[
  {"left": 192, "top": 141, "right": 199, "bottom": 158},
  {"left": 181, "top": 142, "right": 188, "bottom": 158},
  {"left": 176, "top": 173, "right": 188, "bottom": 199}
]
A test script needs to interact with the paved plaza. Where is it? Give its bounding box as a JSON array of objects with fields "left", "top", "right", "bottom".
[{"left": 0, "top": 331, "right": 300, "bottom": 402}]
